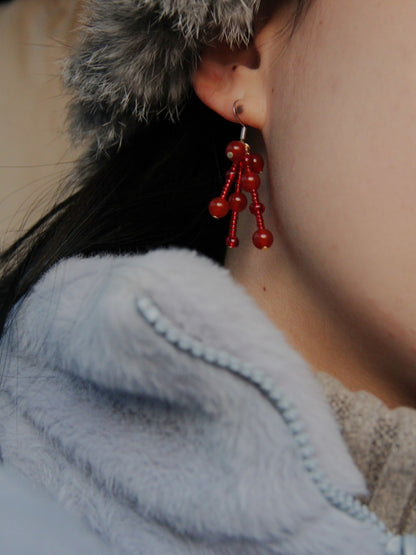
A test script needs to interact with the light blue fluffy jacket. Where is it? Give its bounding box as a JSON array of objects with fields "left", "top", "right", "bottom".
[{"left": 0, "top": 248, "right": 412, "bottom": 554}]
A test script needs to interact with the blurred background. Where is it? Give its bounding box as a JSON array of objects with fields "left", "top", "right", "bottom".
[{"left": 0, "top": 0, "right": 83, "bottom": 250}]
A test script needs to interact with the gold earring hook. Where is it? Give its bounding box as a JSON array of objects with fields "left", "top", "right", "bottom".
[{"left": 233, "top": 100, "right": 247, "bottom": 142}]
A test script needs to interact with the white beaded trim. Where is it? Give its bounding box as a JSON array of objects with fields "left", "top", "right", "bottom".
[{"left": 136, "top": 295, "right": 395, "bottom": 548}]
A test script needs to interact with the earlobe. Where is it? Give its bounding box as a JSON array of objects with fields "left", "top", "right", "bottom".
[{"left": 192, "top": 41, "right": 266, "bottom": 130}]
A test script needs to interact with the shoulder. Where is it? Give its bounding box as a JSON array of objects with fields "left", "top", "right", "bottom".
[{"left": 1, "top": 249, "right": 393, "bottom": 554}]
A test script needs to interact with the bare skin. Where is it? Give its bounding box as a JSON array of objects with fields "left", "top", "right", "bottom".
[{"left": 194, "top": 0, "right": 416, "bottom": 408}]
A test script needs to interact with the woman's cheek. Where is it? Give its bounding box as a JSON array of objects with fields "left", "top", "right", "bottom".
[{"left": 264, "top": 0, "right": 416, "bottom": 356}]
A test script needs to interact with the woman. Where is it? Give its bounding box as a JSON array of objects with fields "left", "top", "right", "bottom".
[{"left": 1, "top": 0, "right": 415, "bottom": 552}]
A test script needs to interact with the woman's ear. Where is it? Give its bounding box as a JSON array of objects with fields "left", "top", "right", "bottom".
[{"left": 192, "top": 39, "right": 267, "bottom": 130}]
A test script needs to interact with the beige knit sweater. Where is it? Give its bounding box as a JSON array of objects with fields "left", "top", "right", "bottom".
[{"left": 318, "top": 373, "right": 416, "bottom": 535}]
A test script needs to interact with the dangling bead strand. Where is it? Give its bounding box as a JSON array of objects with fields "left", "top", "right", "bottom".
[
  {"left": 226, "top": 159, "right": 245, "bottom": 248},
  {"left": 208, "top": 140, "right": 273, "bottom": 250},
  {"left": 208, "top": 161, "right": 238, "bottom": 219},
  {"left": 226, "top": 212, "right": 239, "bottom": 248},
  {"left": 241, "top": 152, "right": 274, "bottom": 250},
  {"left": 250, "top": 188, "right": 274, "bottom": 250}
]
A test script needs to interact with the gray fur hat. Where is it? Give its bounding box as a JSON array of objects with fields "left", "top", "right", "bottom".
[{"left": 64, "top": 0, "right": 260, "bottom": 151}]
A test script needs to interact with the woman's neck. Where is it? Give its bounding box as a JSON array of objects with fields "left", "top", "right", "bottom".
[{"left": 226, "top": 238, "right": 416, "bottom": 410}]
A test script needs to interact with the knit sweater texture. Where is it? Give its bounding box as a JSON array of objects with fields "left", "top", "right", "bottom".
[{"left": 319, "top": 373, "right": 416, "bottom": 536}]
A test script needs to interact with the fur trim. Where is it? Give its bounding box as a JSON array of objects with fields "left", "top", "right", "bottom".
[
  {"left": 64, "top": 0, "right": 260, "bottom": 151},
  {"left": 0, "top": 250, "right": 389, "bottom": 554}
]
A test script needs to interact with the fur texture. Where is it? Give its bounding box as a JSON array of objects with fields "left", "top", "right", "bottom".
[
  {"left": 64, "top": 0, "right": 260, "bottom": 150},
  {"left": 0, "top": 249, "right": 394, "bottom": 553},
  {"left": 0, "top": 465, "right": 111, "bottom": 554}
]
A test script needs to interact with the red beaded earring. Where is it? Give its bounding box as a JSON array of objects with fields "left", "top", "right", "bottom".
[{"left": 209, "top": 101, "right": 274, "bottom": 250}]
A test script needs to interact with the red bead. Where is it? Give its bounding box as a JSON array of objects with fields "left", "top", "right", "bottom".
[
  {"left": 209, "top": 197, "right": 229, "bottom": 219},
  {"left": 229, "top": 192, "right": 248, "bottom": 213},
  {"left": 226, "top": 237, "right": 239, "bottom": 248},
  {"left": 241, "top": 171, "right": 261, "bottom": 192},
  {"left": 253, "top": 229, "right": 274, "bottom": 250},
  {"left": 249, "top": 202, "right": 265, "bottom": 214},
  {"left": 250, "top": 153, "right": 264, "bottom": 174},
  {"left": 226, "top": 141, "right": 246, "bottom": 163},
  {"left": 243, "top": 154, "right": 252, "bottom": 168}
]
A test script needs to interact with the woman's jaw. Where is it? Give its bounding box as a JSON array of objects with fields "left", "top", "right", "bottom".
[{"left": 195, "top": 0, "right": 416, "bottom": 408}]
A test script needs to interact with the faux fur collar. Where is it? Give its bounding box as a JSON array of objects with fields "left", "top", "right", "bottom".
[{"left": 0, "top": 248, "right": 403, "bottom": 553}]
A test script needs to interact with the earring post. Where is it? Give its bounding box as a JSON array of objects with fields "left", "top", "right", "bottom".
[{"left": 233, "top": 100, "right": 247, "bottom": 142}]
